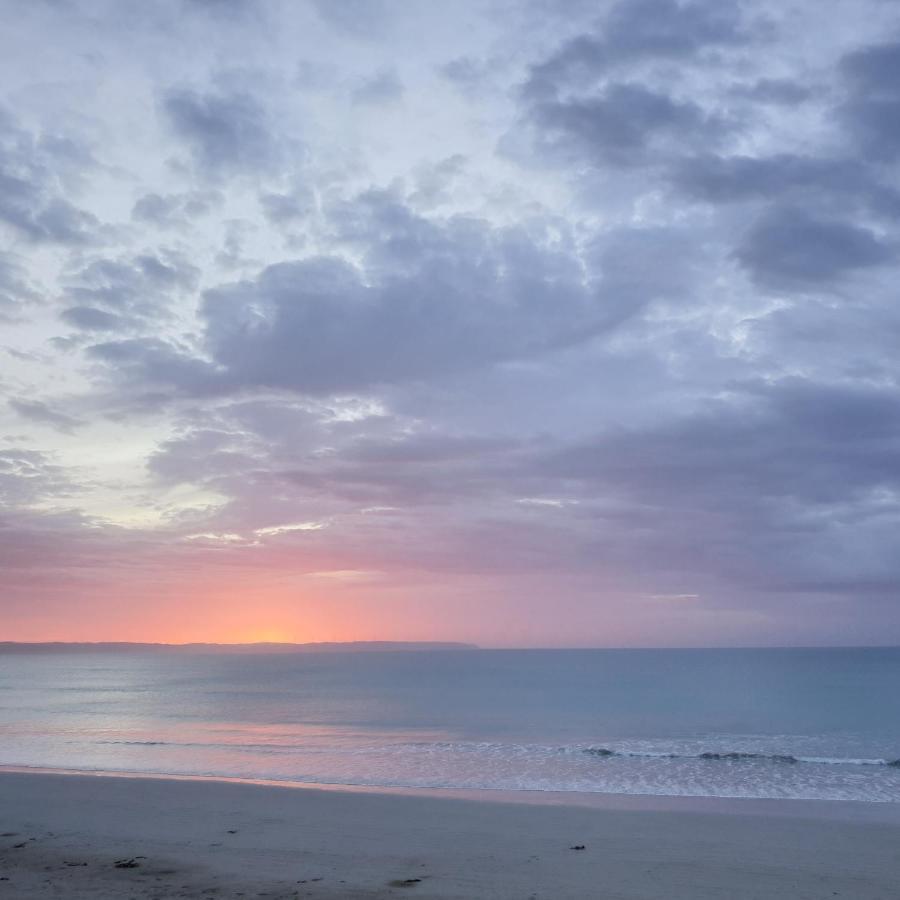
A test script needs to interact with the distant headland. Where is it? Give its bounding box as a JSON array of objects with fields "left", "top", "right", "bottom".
[{"left": 0, "top": 641, "right": 479, "bottom": 654}]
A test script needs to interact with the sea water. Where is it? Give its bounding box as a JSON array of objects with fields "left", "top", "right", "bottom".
[{"left": 1, "top": 647, "right": 899, "bottom": 802}]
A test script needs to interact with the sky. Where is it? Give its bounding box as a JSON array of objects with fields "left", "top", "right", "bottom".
[{"left": 2, "top": 0, "right": 900, "bottom": 647}]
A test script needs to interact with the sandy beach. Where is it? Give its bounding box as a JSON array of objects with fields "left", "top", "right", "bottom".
[{"left": 2, "top": 770, "right": 899, "bottom": 898}]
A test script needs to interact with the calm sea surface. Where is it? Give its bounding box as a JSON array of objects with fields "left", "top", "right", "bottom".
[{"left": 2, "top": 648, "right": 900, "bottom": 802}]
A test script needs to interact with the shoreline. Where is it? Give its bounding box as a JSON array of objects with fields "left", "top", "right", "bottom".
[
  {"left": 3, "top": 762, "right": 900, "bottom": 821},
  {"left": 2, "top": 768, "right": 900, "bottom": 898}
]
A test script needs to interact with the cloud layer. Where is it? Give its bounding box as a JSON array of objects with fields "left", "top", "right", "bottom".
[{"left": 2, "top": 0, "right": 900, "bottom": 645}]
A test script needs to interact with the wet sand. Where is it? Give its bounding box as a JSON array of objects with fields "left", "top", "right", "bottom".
[{"left": 2, "top": 769, "right": 900, "bottom": 898}]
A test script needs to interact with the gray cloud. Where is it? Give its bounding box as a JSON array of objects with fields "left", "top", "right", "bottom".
[
  {"left": 147, "top": 427, "right": 259, "bottom": 484},
  {"left": 60, "top": 306, "right": 126, "bottom": 331},
  {"left": 352, "top": 68, "right": 404, "bottom": 105},
  {"left": 840, "top": 40, "right": 900, "bottom": 161},
  {"left": 143, "top": 396, "right": 539, "bottom": 537},
  {"left": 161, "top": 84, "right": 283, "bottom": 175},
  {"left": 87, "top": 337, "right": 219, "bottom": 395},
  {"left": 8, "top": 399, "right": 82, "bottom": 433},
  {"left": 89, "top": 192, "right": 653, "bottom": 394},
  {"left": 543, "top": 377, "right": 900, "bottom": 593},
  {"left": 439, "top": 56, "right": 496, "bottom": 95},
  {"left": 0, "top": 107, "right": 98, "bottom": 245},
  {"left": 259, "top": 186, "right": 314, "bottom": 226},
  {"left": 511, "top": 0, "right": 752, "bottom": 172},
  {"left": 0, "top": 449, "right": 74, "bottom": 506},
  {"left": 310, "top": 0, "right": 390, "bottom": 38},
  {"left": 61, "top": 251, "right": 200, "bottom": 332},
  {"left": 131, "top": 190, "right": 222, "bottom": 228},
  {"left": 183, "top": 0, "right": 257, "bottom": 15},
  {"left": 735, "top": 206, "right": 894, "bottom": 289},
  {"left": 729, "top": 78, "right": 814, "bottom": 106},
  {"left": 524, "top": 0, "right": 753, "bottom": 96},
  {"left": 525, "top": 82, "right": 726, "bottom": 168},
  {"left": 669, "top": 154, "right": 900, "bottom": 215},
  {"left": 0, "top": 252, "right": 39, "bottom": 321}
]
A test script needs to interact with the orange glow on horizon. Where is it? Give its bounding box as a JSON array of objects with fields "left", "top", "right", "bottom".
[
  {"left": 8, "top": 572, "right": 394, "bottom": 645},
  {"left": 7, "top": 568, "right": 598, "bottom": 647},
  {"left": 218, "top": 626, "right": 304, "bottom": 645}
]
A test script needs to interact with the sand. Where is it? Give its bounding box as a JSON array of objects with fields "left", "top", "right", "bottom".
[{"left": 2, "top": 769, "right": 900, "bottom": 898}]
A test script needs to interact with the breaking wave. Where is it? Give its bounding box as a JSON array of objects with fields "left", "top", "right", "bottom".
[{"left": 584, "top": 747, "right": 900, "bottom": 767}]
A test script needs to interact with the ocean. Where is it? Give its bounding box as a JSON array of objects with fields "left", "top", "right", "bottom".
[{"left": 2, "top": 647, "right": 900, "bottom": 802}]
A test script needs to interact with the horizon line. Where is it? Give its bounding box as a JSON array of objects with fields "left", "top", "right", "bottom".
[{"left": 2, "top": 640, "right": 900, "bottom": 651}]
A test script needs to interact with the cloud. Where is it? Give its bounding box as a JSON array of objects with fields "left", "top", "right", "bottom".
[
  {"left": 61, "top": 251, "right": 200, "bottom": 332},
  {"left": 259, "top": 186, "right": 314, "bottom": 226},
  {"left": 147, "top": 427, "right": 260, "bottom": 484},
  {"left": 517, "top": 497, "right": 577, "bottom": 508},
  {"left": 668, "top": 154, "right": 899, "bottom": 214},
  {"left": 0, "top": 449, "right": 74, "bottom": 506},
  {"left": 735, "top": 206, "right": 894, "bottom": 289},
  {"left": 131, "top": 190, "right": 222, "bottom": 229},
  {"left": 60, "top": 306, "right": 126, "bottom": 331},
  {"left": 439, "top": 56, "right": 497, "bottom": 95},
  {"left": 254, "top": 521, "right": 326, "bottom": 536},
  {"left": 513, "top": 2, "right": 746, "bottom": 173},
  {"left": 523, "top": 0, "right": 753, "bottom": 94},
  {"left": 0, "top": 106, "right": 98, "bottom": 245},
  {"left": 183, "top": 0, "right": 257, "bottom": 15},
  {"left": 0, "top": 252, "right": 39, "bottom": 321},
  {"left": 142, "top": 396, "right": 532, "bottom": 528},
  {"left": 729, "top": 78, "right": 814, "bottom": 106},
  {"left": 542, "top": 377, "right": 900, "bottom": 592},
  {"left": 88, "top": 192, "right": 652, "bottom": 395},
  {"left": 310, "top": 0, "right": 389, "bottom": 38},
  {"left": 8, "top": 399, "right": 82, "bottom": 433},
  {"left": 161, "top": 83, "right": 283, "bottom": 176},
  {"left": 351, "top": 68, "right": 404, "bottom": 105},
  {"left": 840, "top": 40, "right": 900, "bottom": 161},
  {"left": 87, "top": 337, "right": 220, "bottom": 394},
  {"left": 525, "top": 82, "right": 726, "bottom": 169},
  {"left": 344, "top": 433, "right": 515, "bottom": 465}
]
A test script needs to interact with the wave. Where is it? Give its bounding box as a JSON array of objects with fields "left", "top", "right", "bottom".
[
  {"left": 583, "top": 748, "right": 900, "bottom": 767},
  {"left": 88, "top": 738, "right": 900, "bottom": 770},
  {"left": 95, "top": 740, "right": 167, "bottom": 746}
]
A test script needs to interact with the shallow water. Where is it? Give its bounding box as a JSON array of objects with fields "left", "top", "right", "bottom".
[{"left": 2, "top": 647, "right": 899, "bottom": 801}]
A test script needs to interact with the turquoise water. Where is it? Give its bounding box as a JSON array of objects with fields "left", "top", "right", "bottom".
[{"left": 1, "top": 648, "right": 899, "bottom": 801}]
